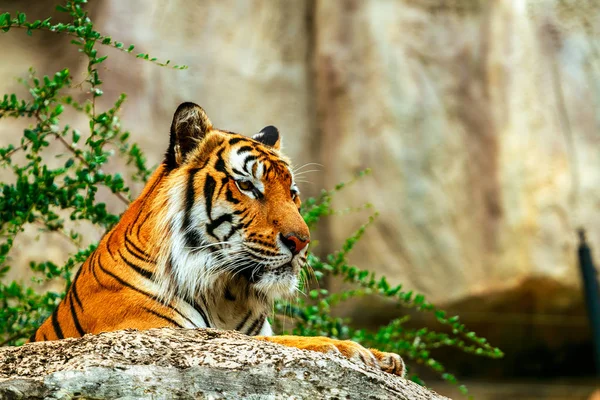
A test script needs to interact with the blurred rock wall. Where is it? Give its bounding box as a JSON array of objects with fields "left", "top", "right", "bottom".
[
  {"left": 1, "top": 0, "right": 599, "bottom": 323},
  {"left": 314, "top": 0, "right": 600, "bottom": 311}
]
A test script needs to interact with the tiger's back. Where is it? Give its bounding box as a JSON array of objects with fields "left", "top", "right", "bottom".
[{"left": 32, "top": 166, "right": 181, "bottom": 341}]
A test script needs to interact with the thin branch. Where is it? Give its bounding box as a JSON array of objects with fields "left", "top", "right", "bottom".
[
  {"left": 50, "top": 132, "right": 129, "bottom": 205},
  {"left": 0, "top": 329, "right": 32, "bottom": 346},
  {"left": 0, "top": 140, "right": 31, "bottom": 160},
  {"left": 0, "top": 24, "right": 185, "bottom": 70},
  {"left": 34, "top": 220, "right": 78, "bottom": 247}
]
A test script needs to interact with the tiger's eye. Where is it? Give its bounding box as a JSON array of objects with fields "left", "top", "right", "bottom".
[{"left": 237, "top": 180, "right": 253, "bottom": 191}]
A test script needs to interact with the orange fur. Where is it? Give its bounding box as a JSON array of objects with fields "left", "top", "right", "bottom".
[{"left": 30, "top": 103, "right": 405, "bottom": 377}]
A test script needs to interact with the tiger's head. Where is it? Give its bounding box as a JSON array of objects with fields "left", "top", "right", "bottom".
[{"left": 155, "top": 102, "right": 310, "bottom": 303}]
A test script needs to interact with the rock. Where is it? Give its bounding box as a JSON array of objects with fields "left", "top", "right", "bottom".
[{"left": 0, "top": 328, "right": 447, "bottom": 400}]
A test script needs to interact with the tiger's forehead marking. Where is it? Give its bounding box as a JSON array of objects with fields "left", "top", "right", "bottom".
[{"left": 224, "top": 136, "right": 292, "bottom": 184}]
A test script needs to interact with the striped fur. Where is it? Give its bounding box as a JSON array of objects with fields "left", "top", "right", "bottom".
[{"left": 30, "top": 102, "right": 405, "bottom": 377}]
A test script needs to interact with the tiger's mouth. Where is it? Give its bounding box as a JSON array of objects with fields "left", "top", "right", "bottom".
[
  {"left": 238, "top": 261, "right": 300, "bottom": 300},
  {"left": 242, "top": 262, "right": 296, "bottom": 283}
]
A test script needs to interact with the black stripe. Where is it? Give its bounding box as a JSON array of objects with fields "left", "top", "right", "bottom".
[
  {"left": 91, "top": 253, "right": 109, "bottom": 289},
  {"left": 124, "top": 235, "right": 153, "bottom": 262},
  {"left": 96, "top": 257, "right": 192, "bottom": 324},
  {"left": 252, "top": 315, "right": 266, "bottom": 335},
  {"left": 143, "top": 307, "right": 184, "bottom": 328},
  {"left": 139, "top": 168, "right": 165, "bottom": 202},
  {"left": 184, "top": 168, "right": 200, "bottom": 227},
  {"left": 117, "top": 249, "right": 154, "bottom": 281},
  {"left": 124, "top": 207, "right": 152, "bottom": 244},
  {"left": 69, "top": 292, "right": 85, "bottom": 336},
  {"left": 91, "top": 257, "right": 109, "bottom": 289},
  {"left": 134, "top": 210, "right": 153, "bottom": 239},
  {"left": 106, "top": 229, "right": 118, "bottom": 258},
  {"left": 126, "top": 172, "right": 163, "bottom": 236},
  {"left": 245, "top": 243, "right": 279, "bottom": 256},
  {"left": 204, "top": 174, "right": 217, "bottom": 219},
  {"left": 235, "top": 310, "right": 252, "bottom": 331},
  {"left": 228, "top": 137, "right": 244, "bottom": 145},
  {"left": 231, "top": 168, "right": 246, "bottom": 176},
  {"left": 71, "top": 278, "right": 83, "bottom": 311},
  {"left": 237, "top": 145, "right": 254, "bottom": 154},
  {"left": 212, "top": 147, "right": 226, "bottom": 174},
  {"left": 242, "top": 155, "right": 258, "bottom": 173},
  {"left": 206, "top": 214, "right": 233, "bottom": 240},
  {"left": 121, "top": 241, "right": 149, "bottom": 262},
  {"left": 263, "top": 164, "right": 272, "bottom": 177},
  {"left": 69, "top": 263, "right": 85, "bottom": 311},
  {"left": 185, "top": 230, "right": 205, "bottom": 250},
  {"left": 246, "top": 238, "right": 276, "bottom": 248},
  {"left": 181, "top": 170, "right": 206, "bottom": 249},
  {"left": 180, "top": 174, "right": 206, "bottom": 251},
  {"left": 93, "top": 169, "right": 163, "bottom": 250},
  {"left": 246, "top": 315, "right": 265, "bottom": 336},
  {"left": 225, "top": 188, "right": 240, "bottom": 204},
  {"left": 215, "top": 157, "right": 227, "bottom": 174},
  {"left": 215, "top": 177, "right": 227, "bottom": 198},
  {"left": 51, "top": 307, "right": 64, "bottom": 339},
  {"left": 135, "top": 170, "right": 165, "bottom": 210},
  {"left": 97, "top": 256, "right": 151, "bottom": 296}
]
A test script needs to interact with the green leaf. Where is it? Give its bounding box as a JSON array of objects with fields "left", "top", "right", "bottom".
[
  {"left": 0, "top": 13, "right": 10, "bottom": 26},
  {"left": 91, "top": 55, "right": 108, "bottom": 65}
]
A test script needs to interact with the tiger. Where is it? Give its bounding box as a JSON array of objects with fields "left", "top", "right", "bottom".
[{"left": 30, "top": 102, "right": 405, "bottom": 377}]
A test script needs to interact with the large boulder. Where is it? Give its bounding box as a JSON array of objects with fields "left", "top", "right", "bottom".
[{"left": 0, "top": 328, "right": 447, "bottom": 399}]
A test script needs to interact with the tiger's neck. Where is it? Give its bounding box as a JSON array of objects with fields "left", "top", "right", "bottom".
[{"left": 107, "top": 164, "right": 271, "bottom": 334}]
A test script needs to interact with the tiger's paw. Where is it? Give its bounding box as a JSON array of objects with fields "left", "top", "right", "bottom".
[{"left": 256, "top": 335, "right": 405, "bottom": 377}]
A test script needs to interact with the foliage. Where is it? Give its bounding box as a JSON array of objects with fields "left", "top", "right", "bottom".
[
  {"left": 0, "top": 1, "right": 502, "bottom": 397},
  {"left": 275, "top": 174, "right": 503, "bottom": 394}
]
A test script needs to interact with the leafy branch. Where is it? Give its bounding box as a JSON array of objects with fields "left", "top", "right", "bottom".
[{"left": 0, "top": 3, "right": 187, "bottom": 70}]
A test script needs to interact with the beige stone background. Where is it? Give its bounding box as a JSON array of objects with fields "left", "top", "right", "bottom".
[{"left": 1, "top": 0, "right": 600, "bottom": 397}]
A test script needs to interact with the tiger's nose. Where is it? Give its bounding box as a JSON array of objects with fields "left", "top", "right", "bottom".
[{"left": 280, "top": 233, "right": 310, "bottom": 255}]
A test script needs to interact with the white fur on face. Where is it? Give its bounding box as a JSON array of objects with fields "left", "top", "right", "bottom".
[{"left": 154, "top": 146, "right": 306, "bottom": 330}]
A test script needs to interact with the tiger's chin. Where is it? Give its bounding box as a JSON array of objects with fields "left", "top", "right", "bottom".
[{"left": 251, "top": 262, "right": 300, "bottom": 301}]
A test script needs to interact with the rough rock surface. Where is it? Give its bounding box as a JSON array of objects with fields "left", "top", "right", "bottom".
[{"left": 0, "top": 328, "right": 447, "bottom": 400}]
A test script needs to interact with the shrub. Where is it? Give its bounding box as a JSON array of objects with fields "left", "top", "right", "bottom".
[{"left": 0, "top": 1, "right": 502, "bottom": 396}]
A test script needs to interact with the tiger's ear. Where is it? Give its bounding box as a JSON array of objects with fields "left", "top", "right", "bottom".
[
  {"left": 252, "top": 126, "right": 281, "bottom": 150},
  {"left": 166, "top": 102, "right": 212, "bottom": 169}
]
